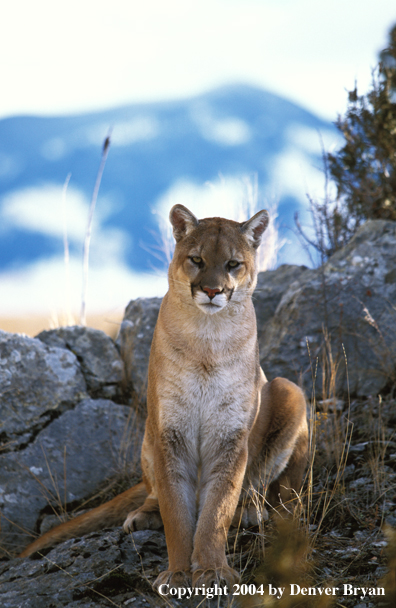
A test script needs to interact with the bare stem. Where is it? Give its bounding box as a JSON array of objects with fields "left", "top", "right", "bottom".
[
  {"left": 80, "top": 132, "right": 111, "bottom": 326},
  {"left": 61, "top": 173, "right": 73, "bottom": 325}
]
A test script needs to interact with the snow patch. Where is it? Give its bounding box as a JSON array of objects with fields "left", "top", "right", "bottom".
[
  {"left": 0, "top": 255, "right": 168, "bottom": 315},
  {"left": 1, "top": 184, "right": 89, "bottom": 241},
  {"left": 191, "top": 102, "right": 251, "bottom": 146}
]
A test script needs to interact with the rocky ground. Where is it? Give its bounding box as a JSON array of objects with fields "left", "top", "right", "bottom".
[
  {"left": 1, "top": 394, "right": 395, "bottom": 608},
  {"left": 305, "top": 394, "right": 396, "bottom": 608},
  {"left": 1, "top": 219, "right": 396, "bottom": 607}
]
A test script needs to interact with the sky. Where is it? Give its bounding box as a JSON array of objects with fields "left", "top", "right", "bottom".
[{"left": 1, "top": 0, "right": 396, "bottom": 121}]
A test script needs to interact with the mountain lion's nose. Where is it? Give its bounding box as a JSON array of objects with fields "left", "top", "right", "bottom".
[{"left": 202, "top": 286, "right": 221, "bottom": 300}]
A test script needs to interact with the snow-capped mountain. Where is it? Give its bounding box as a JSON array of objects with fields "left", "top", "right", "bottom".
[{"left": 0, "top": 85, "right": 339, "bottom": 315}]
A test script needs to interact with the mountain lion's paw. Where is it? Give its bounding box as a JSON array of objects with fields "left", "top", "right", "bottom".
[
  {"left": 192, "top": 565, "right": 239, "bottom": 589},
  {"left": 123, "top": 507, "right": 162, "bottom": 532},
  {"left": 153, "top": 569, "right": 191, "bottom": 592}
]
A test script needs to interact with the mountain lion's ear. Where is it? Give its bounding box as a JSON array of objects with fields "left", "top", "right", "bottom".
[
  {"left": 240, "top": 209, "right": 269, "bottom": 249},
  {"left": 169, "top": 205, "right": 199, "bottom": 242}
]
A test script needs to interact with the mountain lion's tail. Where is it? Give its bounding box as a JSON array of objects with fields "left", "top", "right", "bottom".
[{"left": 19, "top": 481, "right": 148, "bottom": 558}]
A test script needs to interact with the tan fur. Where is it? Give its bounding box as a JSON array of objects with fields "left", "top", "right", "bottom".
[{"left": 19, "top": 205, "right": 308, "bottom": 591}]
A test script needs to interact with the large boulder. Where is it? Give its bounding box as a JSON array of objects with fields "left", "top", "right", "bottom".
[
  {"left": 116, "top": 298, "right": 162, "bottom": 405},
  {"left": 37, "top": 326, "right": 125, "bottom": 401},
  {"left": 0, "top": 331, "right": 87, "bottom": 452},
  {"left": 260, "top": 220, "right": 396, "bottom": 397},
  {"left": 0, "top": 398, "right": 139, "bottom": 556},
  {"left": 254, "top": 264, "right": 308, "bottom": 335}
]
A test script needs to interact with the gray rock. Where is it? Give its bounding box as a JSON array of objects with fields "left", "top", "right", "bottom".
[
  {"left": 254, "top": 264, "right": 308, "bottom": 334},
  {"left": 116, "top": 298, "right": 162, "bottom": 405},
  {"left": 0, "top": 398, "right": 139, "bottom": 556},
  {"left": 0, "top": 331, "right": 87, "bottom": 452},
  {"left": 0, "top": 529, "right": 166, "bottom": 608},
  {"left": 37, "top": 326, "right": 125, "bottom": 401},
  {"left": 260, "top": 220, "right": 396, "bottom": 397},
  {"left": 0, "top": 526, "right": 235, "bottom": 607}
]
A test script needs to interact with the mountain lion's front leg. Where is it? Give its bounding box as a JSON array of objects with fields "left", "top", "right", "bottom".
[
  {"left": 191, "top": 429, "right": 249, "bottom": 588},
  {"left": 152, "top": 429, "right": 198, "bottom": 590}
]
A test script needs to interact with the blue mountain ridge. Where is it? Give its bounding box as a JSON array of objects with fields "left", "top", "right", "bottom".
[{"left": 0, "top": 84, "right": 335, "bottom": 273}]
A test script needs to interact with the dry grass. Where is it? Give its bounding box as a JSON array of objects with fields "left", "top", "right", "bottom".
[
  {"left": 0, "top": 311, "right": 123, "bottom": 340},
  {"left": 222, "top": 333, "right": 396, "bottom": 608}
]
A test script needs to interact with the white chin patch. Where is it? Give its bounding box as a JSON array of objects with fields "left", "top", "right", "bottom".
[{"left": 194, "top": 292, "right": 227, "bottom": 315}]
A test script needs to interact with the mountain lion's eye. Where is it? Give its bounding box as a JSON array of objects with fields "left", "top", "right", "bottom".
[
  {"left": 191, "top": 256, "right": 202, "bottom": 265},
  {"left": 228, "top": 260, "right": 240, "bottom": 269}
]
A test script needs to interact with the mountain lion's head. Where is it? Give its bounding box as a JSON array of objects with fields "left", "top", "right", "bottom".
[{"left": 168, "top": 204, "right": 269, "bottom": 315}]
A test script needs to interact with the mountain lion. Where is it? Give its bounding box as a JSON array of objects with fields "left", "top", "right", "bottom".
[{"left": 20, "top": 205, "right": 308, "bottom": 591}]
